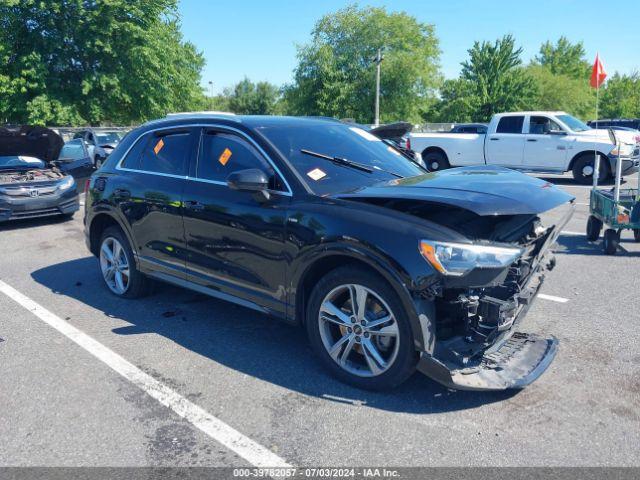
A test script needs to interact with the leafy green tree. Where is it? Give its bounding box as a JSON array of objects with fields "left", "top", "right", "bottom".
[
  {"left": 534, "top": 37, "right": 590, "bottom": 79},
  {"left": 429, "top": 78, "right": 479, "bottom": 123},
  {"left": 284, "top": 4, "right": 441, "bottom": 123},
  {"left": 225, "top": 78, "right": 282, "bottom": 115},
  {"left": 599, "top": 72, "right": 640, "bottom": 119},
  {"left": 458, "top": 35, "right": 536, "bottom": 121},
  {"left": 0, "top": 0, "right": 205, "bottom": 125},
  {"left": 526, "top": 65, "right": 595, "bottom": 119}
]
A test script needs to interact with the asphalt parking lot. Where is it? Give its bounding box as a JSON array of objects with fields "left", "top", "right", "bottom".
[{"left": 1, "top": 173, "right": 639, "bottom": 467}]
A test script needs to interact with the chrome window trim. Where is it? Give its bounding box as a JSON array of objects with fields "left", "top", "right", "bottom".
[{"left": 115, "top": 123, "right": 293, "bottom": 196}]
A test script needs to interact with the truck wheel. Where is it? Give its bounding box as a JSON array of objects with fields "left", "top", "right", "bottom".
[
  {"left": 572, "top": 154, "right": 609, "bottom": 185},
  {"left": 603, "top": 229, "right": 619, "bottom": 255},
  {"left": 422, "top": 151, "right": 449, "bottom": 172},
  {"left": 586, "top": 216, "right": 602, "bottom": 241},
  {"left": 306, "top": 266, "right": 418, "bottom": 390}
]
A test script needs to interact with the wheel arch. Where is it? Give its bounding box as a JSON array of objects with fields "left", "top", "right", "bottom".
[
  {"left": 292, "top": 248, "right": 426, "bottom": 351},
  {"left": 568, "top": 150, "right": 612, "bottom": 172},
  {"left": 88, "top": 212, "right": 133, "bottom": 258},
  {"left": 421, "top": 146, "right": 449, "bottom": 163}
]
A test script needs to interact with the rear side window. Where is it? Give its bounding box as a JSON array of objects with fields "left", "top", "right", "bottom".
[
  {"left": 496, "top": 116, "right": 524, "bottom": 134},
  {"left": 137, "top": 131, "right": 190, "bottom": 175},
  {"left": 197, "top": 132, "right": 273, "bottom": 183},
  {"left": 120, "top": 133, "right": 149, "bottom": 169}
]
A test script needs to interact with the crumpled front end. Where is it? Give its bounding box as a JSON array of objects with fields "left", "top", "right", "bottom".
[{"left": 416, "top": 201, "right": 574, "bottom": 390}]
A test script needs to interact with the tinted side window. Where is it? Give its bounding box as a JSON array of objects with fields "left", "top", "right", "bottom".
[
  {"left": 529, "top": 116, "right": 562, "bottom": 134},
  {"left": 138, "top": 131, "right": 190, "bottom": 175},
  {"left": 496, "top": 116, "right": 524, "bottom": 134},
  {"left": 197, "top": 132, "right": 273, "bottom": 183},
  {"left": 120, "top": 133, "right": 150, "bottom": 169}
]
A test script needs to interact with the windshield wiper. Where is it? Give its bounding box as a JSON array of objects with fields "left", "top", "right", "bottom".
[{"left": 300, "top": 149, "right": 403, "bottom": 178}]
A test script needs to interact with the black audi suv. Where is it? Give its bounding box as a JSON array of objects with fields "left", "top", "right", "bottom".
[{"left": 84, "top": 114, "right": 574, "bottom": 391}]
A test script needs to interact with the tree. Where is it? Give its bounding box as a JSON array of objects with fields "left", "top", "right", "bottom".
[
  {"left": 0, "top": 0, "right": 205, "bottom": 125},
  {"left": 284, "top": 4, "right": 441, "bottom": 123},
  {"left": 534, "top": 37, "right": 590, "bottom": 79},
  {"left": 526, "top": 65, "right": 595, "bottom": 120},
  {"left": 458, "top": 35, "right": 536, "bottom": 121},
  {"left": 224, "top": 78, "right": 282, "bottom": 115},
  {"left": 428, "top": 79, "right": 479, "bottom": 123},
  {"left": 599, "top": 72, "right": 640, "bottom": 119}
]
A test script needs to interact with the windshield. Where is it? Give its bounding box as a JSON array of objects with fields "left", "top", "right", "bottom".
[
  {"left": 256, "top": 123, "right": 424, "bottom": 195},
  {"left": 557, "top": 114, "right": 591, "bottom": 132},
  {"left": 95, "top": 132, "right": 123, "bottom": 144},
  {"left": 0, "top": 156, "right": 45, "bottom": 170}
]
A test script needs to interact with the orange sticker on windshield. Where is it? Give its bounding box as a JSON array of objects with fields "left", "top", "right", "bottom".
[
  {"left": 219, "top": 148, "right": 232, "bottom": 166},
  {"left": 153, "top": 138, "right": 164, "bottom": 155}
]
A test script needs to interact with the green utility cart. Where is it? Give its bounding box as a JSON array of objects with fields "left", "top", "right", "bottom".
[{"left": 586, "top": 132, "right": 640, "bottom": 254}]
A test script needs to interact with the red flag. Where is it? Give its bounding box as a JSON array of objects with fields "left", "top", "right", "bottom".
[{"left": 590, "top": 53, "right": 607, "bottom": 89}]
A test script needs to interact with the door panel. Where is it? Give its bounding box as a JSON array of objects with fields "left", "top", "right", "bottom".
[
  {"left": 523, "top": 116, "right": 569, "bottom": 170},
  {"left": 183, "top": 182, "right": 289, "bottom": 314},
  {"left": 182, "top": 128, "right": 289, "bottom": 315},
  {"left": 485, "top": 116, "right": 526, "bottom": 167},
  {"left": 116, "top": 128, "right": 196, "bottom": 278}
]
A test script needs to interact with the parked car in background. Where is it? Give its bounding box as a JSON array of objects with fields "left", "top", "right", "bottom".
[
  {"left": 73, "top": 128, "right": 126, "bottom": 168},
  {"left": 56, "top": 139, "right": 96, "bottom": 186},
  {"left": 410, "top": 111, "right": 640, "bottom": 183},
  {"left": 0, "top": 125, "right": 79, "bottom": 222},
  {"left": 84, "top": 114, "right": 574, "bottom": 391},
  {"left": 588, "top": 119, "right": 640, "bottom": 131},
  {"left": 449, "top": 123, "right": 488, "bottom": 134}
]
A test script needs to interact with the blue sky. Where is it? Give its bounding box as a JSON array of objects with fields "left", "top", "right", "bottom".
[{"left": 178, "top": 0, "right": 640, "bottom": 94}]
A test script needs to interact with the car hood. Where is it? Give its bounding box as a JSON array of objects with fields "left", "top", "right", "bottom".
[
  {"left": 333, "top": 166, "right": 575, "bottom": 216},
  {"left": 575, "top": 128, "right": 636, "bottom": 145},
  {"left": 0, "top": 125, "right": 64, "bottom": 163}
]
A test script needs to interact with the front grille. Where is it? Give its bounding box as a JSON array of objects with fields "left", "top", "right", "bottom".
[{"left": 10, "top": 207, "right": 61, "bottom": 219}]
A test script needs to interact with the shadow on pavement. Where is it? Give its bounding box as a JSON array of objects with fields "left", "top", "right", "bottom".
[
  {"left": 556, "top": 234, "right": 640, "bottom": 257},
  {"left": 32, "top": 256, "right": 517, "bottom": 415}
]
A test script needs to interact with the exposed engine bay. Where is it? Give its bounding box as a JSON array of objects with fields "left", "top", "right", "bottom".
[{"left": 0, "top": 168, "right": 64, "bottom": 185}]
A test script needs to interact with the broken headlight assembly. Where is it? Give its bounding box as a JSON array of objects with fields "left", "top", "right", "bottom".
[
  {"left": 419, "top": 240, "right": 523, "bottom": 276},
  {"left": 57, "top": 175, "right": 75, "bottom": 191}
]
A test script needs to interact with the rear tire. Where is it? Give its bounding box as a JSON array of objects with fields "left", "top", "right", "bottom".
[
  {"left": 305, "top": 266, "right": 417, "bottom": 390},
  {"left": 603, "top": 228, "right": 619, "bottom": 255},
  {"left": 586, "top": 215, "right": 602, "bottom": 241},
  {"left": 98, "top": 226, "right": 152, "bottom": 298},
  {"left": 572, "top": 154, "right": 609, "bottom": 185},
  {"left": 422, "top": 151, "right": 450, "bottom": 172}
]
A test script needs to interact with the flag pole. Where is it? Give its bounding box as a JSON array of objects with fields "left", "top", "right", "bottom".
[{"left": 592, "top": 55, "right": 600, "bottom": 189}]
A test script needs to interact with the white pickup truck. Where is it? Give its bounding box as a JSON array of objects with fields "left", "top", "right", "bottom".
[{"left": 410, "top": 111, "right": 640, "bottom": 183}]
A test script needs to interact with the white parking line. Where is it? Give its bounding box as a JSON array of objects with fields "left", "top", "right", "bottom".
[
  {"left": 538, "top": 293, "right": 569, "bottom": 303},
  {"left": 0, "top": 279, "right": 290, "bottom": 468}
]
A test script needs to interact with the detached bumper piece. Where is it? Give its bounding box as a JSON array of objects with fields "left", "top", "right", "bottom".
[{"left": 417, "top": 332, "right": 558, "bottom": 391}]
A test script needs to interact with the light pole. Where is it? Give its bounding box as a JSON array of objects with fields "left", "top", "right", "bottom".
[{"left": 373, "top": 48, "right": 384, "bottom": 126}]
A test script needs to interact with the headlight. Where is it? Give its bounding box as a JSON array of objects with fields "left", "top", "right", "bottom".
[
  {"left": 419, "top": 240, "right": 523, "bottom": 277},
  {"left": 610, "top": 144, "right": 633, "bottom": 156},
  {"left": 57, "top": 175, "right": 75, "bottom": 191}
]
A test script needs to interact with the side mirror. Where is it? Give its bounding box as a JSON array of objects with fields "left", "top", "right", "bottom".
[{"left": 227, "top": 168, "right": 269, "bottom": 192}]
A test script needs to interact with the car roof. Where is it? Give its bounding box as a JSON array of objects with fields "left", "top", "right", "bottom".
[{"left": 142, "top": 114, "right": 347, "bottom": 130}]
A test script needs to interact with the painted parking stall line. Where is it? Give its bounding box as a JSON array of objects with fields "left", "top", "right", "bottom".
[
  {"left": 538, "top": 293, "right": 569, "bottom": 304},
  {"left": 0, "top": 279, "right": 290, "bottom": 469}
]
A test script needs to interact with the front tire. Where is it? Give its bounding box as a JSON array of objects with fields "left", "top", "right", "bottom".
[
  {"left": 422, "top": 151, "right": 450, "bottom": 172},
  {"left": 98, "top": 226, "right": 151, "bottom": 298},
  {"left": 572, "top": 154, "right": 609, "bottom": 185},
  {"left": 306, "top": 266, "right": 417, "bottom": 390}
]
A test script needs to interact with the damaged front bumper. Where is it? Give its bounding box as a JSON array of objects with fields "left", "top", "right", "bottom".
[
  {"left": 414, "top": 203, "right": 572, "bottom": 391},
  {"left": 0, "top": 188, "right": 79, "bottom": 222}
]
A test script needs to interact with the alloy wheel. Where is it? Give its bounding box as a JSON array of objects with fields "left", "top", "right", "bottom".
[
  {"left": 318, "top": 284, "right": 400, "bottom": 377},
  {"left": 99, "top": 237, "right": 130, "bottom": 294}
]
